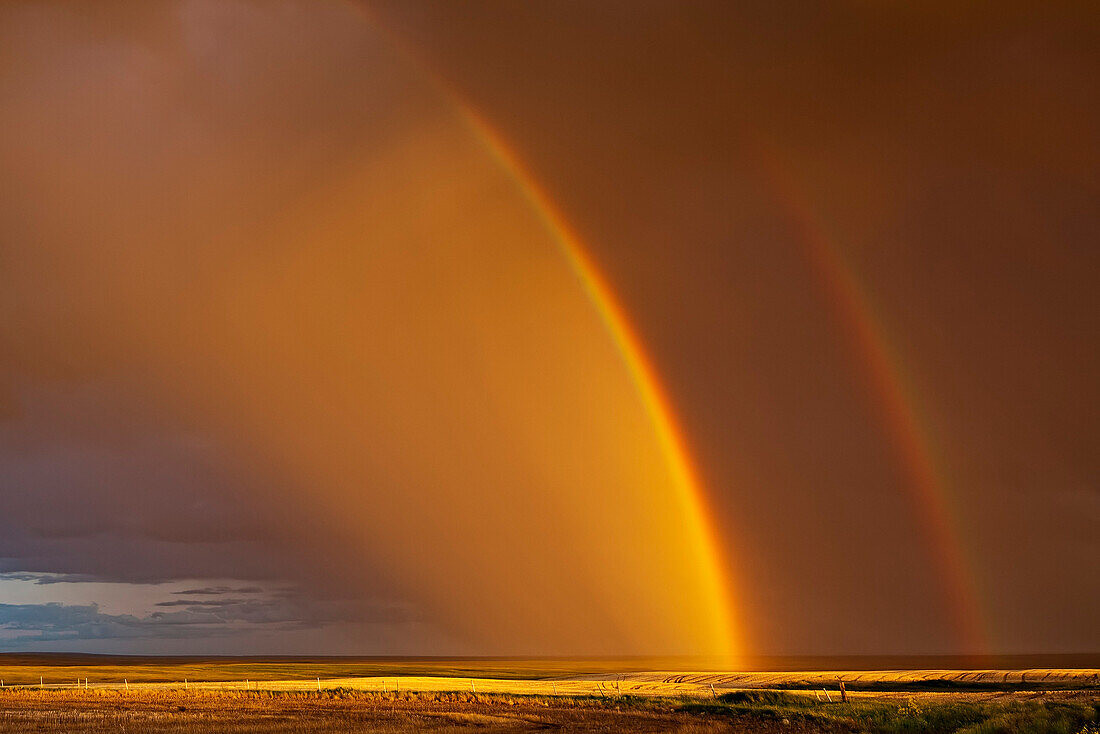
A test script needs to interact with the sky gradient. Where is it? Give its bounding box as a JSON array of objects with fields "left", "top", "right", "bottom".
[{"left": 1, "top": 1, "right": 1097, "bottom": 657}]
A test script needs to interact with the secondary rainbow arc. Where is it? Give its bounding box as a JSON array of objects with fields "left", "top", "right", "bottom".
[{"left": 752, "top": 142, "right": 991, "bottom": 655}]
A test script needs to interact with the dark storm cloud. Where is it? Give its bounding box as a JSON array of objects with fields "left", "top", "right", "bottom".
[
  {"left": 145, "top": 593, "right": 413, "bottom": 628},
  {"left": 0, "top": 604, "right": 159, "bottom": 643},
  {"left": 155, "top": 599, "right": 255, "bottom": 607},
  {"left": 171, "top": 586, "right": 265, "bottom": 596},
  {"left": 0, "top": 593, "right": 411, "bottom": 645},
  {"left": 0, "top": 573, "right": 103, "bottom": 586},
  {"left": 0, "top": 382, "right": 304, "bottom": 584}
]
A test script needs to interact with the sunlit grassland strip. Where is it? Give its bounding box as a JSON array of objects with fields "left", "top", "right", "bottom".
[{"left": 0, "top": 668, "right": 1096, "bottom": 696}]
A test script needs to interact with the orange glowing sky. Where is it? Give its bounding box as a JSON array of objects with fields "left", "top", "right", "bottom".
[{"left": 0, "top": 1, "right": 1096, "bottom": 658}]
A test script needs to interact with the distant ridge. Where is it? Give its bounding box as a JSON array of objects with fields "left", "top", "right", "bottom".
[{"left": 1, "top": 652, "right": 1098, "bottom": 671}]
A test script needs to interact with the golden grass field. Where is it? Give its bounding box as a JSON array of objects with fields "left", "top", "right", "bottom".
[
  {"left": 0, "top": 657, "right": 1097, "bottom": 732},
  {"left": 4, "top": 671, "right": 1099, "bottom": 697},
  {"left": 1, "top": 657, "right": 1097, "bottom": 695}
]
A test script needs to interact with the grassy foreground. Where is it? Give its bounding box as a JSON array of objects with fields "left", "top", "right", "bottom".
[
  {"left": 1, "top": 657, "right": 1096, "bottom": 732},
  {"left": 695, "top": 690, "right": 1100, "bottom": 734},
  {"left": 0, "top": 687, "right": 1096, "bottom": 733}
]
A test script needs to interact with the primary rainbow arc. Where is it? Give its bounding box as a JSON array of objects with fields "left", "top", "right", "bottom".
[{"left": 348, "top": 2, "right": 740, "bottom": 662}]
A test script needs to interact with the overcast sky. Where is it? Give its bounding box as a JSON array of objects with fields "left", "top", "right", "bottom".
[{"left": 0, "top": 1, "right": 1096, "bottom": 657}]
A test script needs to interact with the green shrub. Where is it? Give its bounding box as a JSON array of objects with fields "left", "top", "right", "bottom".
[{"left": 717, "top": 690, "right": 815, "bottom": 707}]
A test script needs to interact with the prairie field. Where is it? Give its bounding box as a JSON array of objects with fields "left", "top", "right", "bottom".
[
  {"left": 0, "top": 656, "right": 1097, "bottom": 732},
  {"left": 0, "top": 687, "right": 1097, "bottom": 733}
]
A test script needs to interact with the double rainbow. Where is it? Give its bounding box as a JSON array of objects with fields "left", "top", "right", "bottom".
[{"left": 345, "top": 2, "right": 988, "bottom": 659}]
